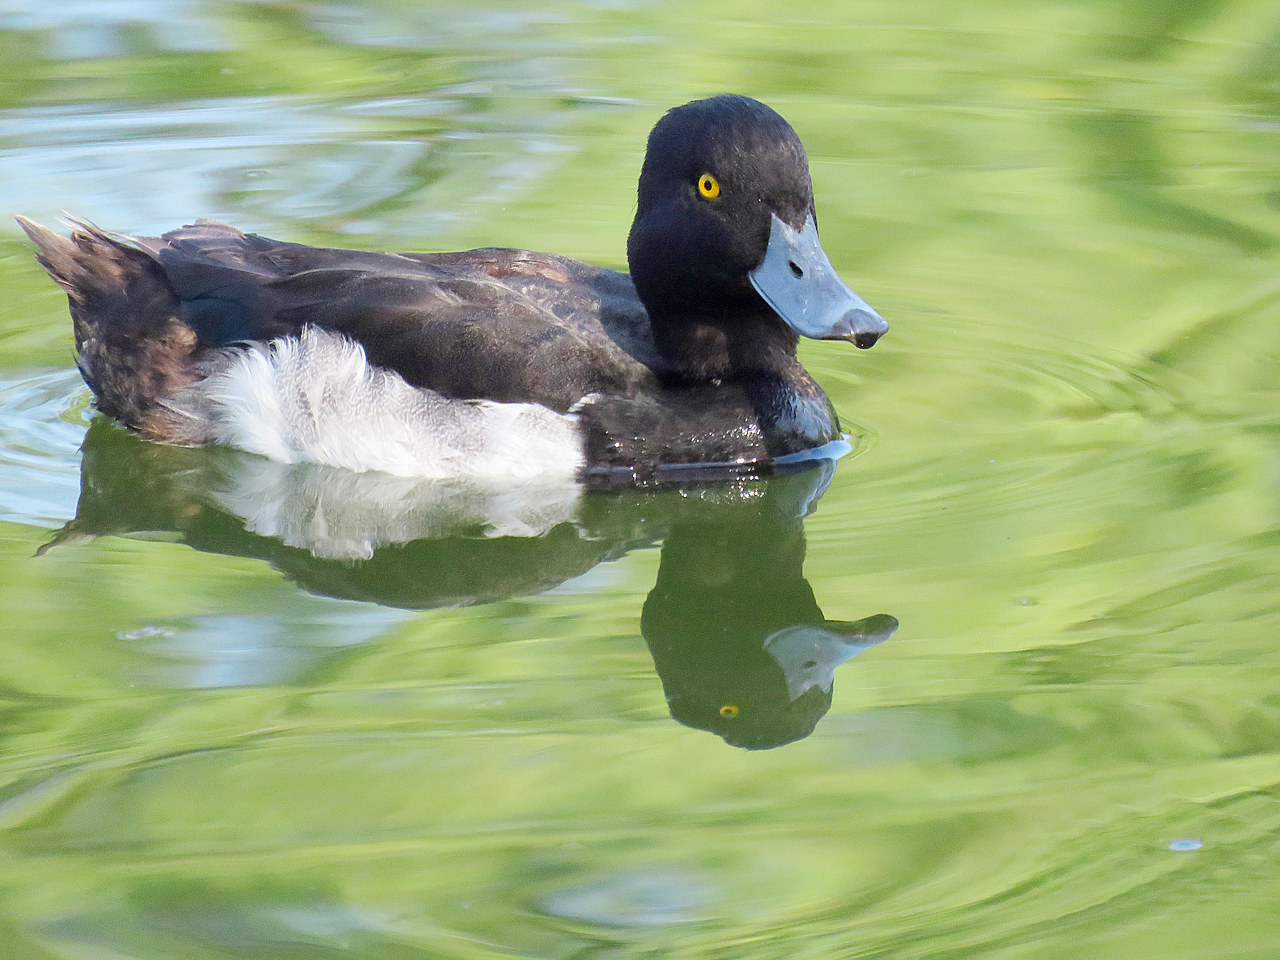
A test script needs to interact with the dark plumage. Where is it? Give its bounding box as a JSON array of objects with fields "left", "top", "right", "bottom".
[{"left": 18, "top": 95, "right": 887, "bottom": 481}]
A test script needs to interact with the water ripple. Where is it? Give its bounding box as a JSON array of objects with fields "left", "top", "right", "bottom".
[{"left": 0, "top": 368, "right": 87, "bottom": 528}]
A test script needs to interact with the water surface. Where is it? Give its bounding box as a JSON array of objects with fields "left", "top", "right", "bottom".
[{"left": 2, "top": 1, "right": 1280, "bottom": 957}]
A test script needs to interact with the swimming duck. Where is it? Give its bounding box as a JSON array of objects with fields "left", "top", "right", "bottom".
[{"left": 18, "top": 94, "right": 886, "bottom": 483}]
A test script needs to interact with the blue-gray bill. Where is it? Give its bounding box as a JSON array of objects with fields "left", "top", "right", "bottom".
[{"left": 749, "top": 213, "right": 888, "bottom": 349}]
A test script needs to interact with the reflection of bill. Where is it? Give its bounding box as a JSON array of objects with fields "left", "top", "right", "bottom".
[
  {"left": 52, "top": 420, "right": 895, "bottom": 747},
  {"left": 648, "top": 616, "right": 897, "bottom": 751},
  {"left": 765, "top": 622, "right": 897, "bottom": 703}
]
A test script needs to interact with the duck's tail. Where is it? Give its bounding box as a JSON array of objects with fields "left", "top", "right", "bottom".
[{"left": 16, "top": 216, "right": 202, "bottom": 438}]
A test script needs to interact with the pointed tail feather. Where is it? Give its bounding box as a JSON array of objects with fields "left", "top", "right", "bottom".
[{"left": 16, "top": 215, "right": 201, "bottom": 436}]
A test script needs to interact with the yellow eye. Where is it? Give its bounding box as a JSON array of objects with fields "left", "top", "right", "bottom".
[
  {"left": 718, "top": 704, "right": 739, "bottom": 718},
  {"left": 697, "top": 174, "right": 721, "bottom": 199}
]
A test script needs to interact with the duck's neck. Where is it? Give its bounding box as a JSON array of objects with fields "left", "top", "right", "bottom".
[
  {"left": 650, "top": 310, "right": 840, "bottom": 456},
  {"left": 652, "top": 310, "right": 801, "bottom": 383}
]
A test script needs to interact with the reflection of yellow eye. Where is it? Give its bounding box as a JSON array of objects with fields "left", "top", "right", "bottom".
[
  {"left": 698, "top": 174, "right": 721, "bottom": 199},
  {"left": 718, "top": 704, "right": 739, "bottom": 718}
]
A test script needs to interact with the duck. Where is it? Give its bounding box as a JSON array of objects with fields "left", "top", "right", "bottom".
[{"left": 17, "top": 94, "right": 887, "bottom": 484}]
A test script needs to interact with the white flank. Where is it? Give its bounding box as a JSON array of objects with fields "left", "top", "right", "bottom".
[{"left": 194, "top": 327, "right": 584, "bottom": 480}]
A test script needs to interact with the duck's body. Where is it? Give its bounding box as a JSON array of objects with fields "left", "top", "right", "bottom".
[{"left": 19, "top": 95, "right": 886, "bottom": 482}]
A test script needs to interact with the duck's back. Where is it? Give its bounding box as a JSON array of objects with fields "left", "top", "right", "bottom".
[{"left": 139, "top": 220, "right": 664, "bottom": 412}]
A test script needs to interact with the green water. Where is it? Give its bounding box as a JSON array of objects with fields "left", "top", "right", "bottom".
[{"left": 3, "top": 1, "right": 1280, "bottom": 956}]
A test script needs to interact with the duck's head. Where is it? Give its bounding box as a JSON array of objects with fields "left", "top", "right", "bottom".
[{"left": 627, "top": 95, "right": 887, "bottom": 370}]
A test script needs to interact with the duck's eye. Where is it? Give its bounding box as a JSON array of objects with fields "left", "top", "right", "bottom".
[
  {"left": 718, "top": 704, "right": 739, "bottom": 718},
  {"left": 697, "top": 174, "right": 721, "bottom": 199}
]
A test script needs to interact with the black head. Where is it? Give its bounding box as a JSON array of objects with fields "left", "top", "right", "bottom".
[
  {"left": 627, "top": 95, "right": 813, "bottom": 321},
  {"left": 626, "top": 96, "right": 886, "bottom": 376}
]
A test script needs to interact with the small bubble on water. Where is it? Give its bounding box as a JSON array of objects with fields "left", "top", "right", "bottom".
[
  {"left": 117, "top": 625, "right": 176, "bottom": 641},
  {"left": 1168, "top": 838, "right": 1203, "bottom": 852}
]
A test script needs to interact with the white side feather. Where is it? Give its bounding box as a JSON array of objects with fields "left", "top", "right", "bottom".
[{"left": 181, "top": 327, "right": 584, "bottom": 480}]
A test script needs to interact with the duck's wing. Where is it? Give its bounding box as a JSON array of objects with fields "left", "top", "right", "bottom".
[{"left": 142, "top": 221, "right": 663, "bottom": 412}]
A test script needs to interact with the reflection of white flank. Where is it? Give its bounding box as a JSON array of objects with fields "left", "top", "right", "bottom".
[
  {"left": 179, "top": 326, "right": 583, "bottom": 482},
  {"left": 209, "top": 455, "right": 582, "bottom": 560},
  {"left": 764, "top": 620, "right": 896, "bottom": 701}
]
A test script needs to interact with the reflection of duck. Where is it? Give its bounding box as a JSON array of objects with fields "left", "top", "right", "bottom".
[
  {"left": 19, "top": 95, "right": 885, "bottom": 483},
  {"left": 642, "top": 471, "right": 897, "bottom": 749},
  {"left": 49, "top": 420, "right": 622, "bottom": 606},
  {"left": 53, "top": 422, "right": 895, "bottom": 746}
]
